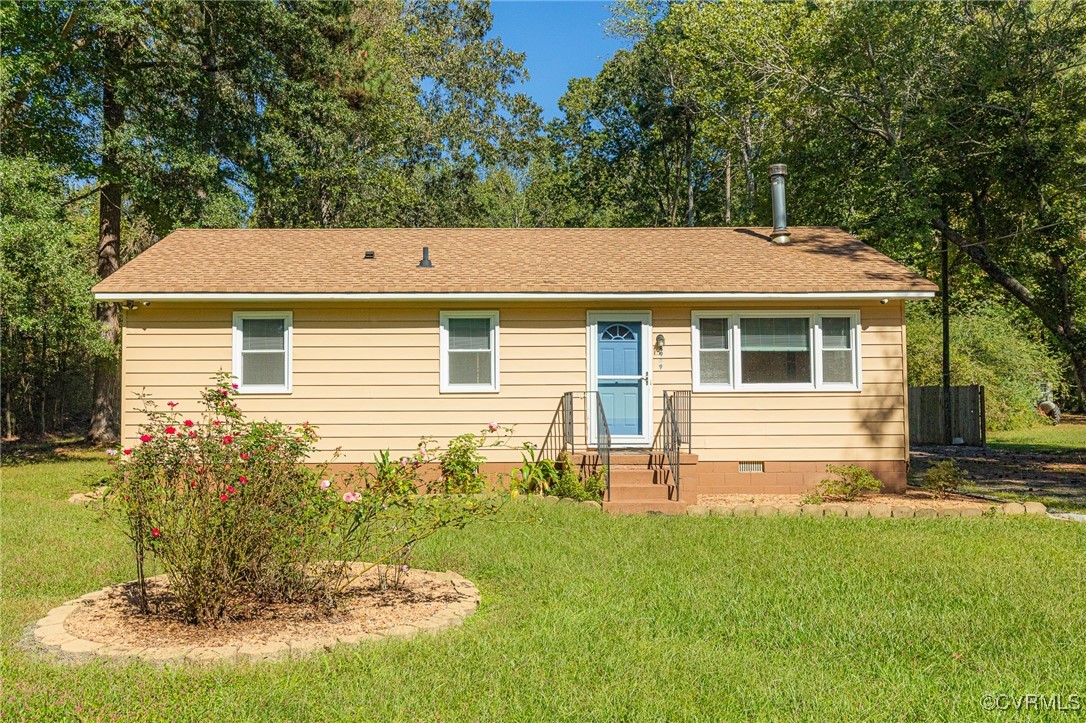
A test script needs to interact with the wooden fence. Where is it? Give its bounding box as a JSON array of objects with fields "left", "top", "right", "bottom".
[{"left": 908, "top": 385, "right": 986, "bottom": 446}]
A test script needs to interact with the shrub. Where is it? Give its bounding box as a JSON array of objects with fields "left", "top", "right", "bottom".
[
  {"left": 435, "top": 423, "right": 512, "bottom": 493},
  {"left": 511, "top": 448, "right": 606, "bottom": 501},
  {"left": 816, "top": 464, "right": 882, "bottom": 501},
  {"left": 923, "top": 460, "right": 967, "bottom": 498},
  {"left": 106, "top": 374, "right": 501, "bottom": 626},
  {"left": 906, "top": 306, "right": 1067, "bottom": 430}
]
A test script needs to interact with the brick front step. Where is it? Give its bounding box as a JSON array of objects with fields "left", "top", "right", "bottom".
[
  {"left": 571, "top": 452, "right": 699, "bottom": 468},
  {"left": 608, "top": 483, "right": 677, "bottom": 502}
]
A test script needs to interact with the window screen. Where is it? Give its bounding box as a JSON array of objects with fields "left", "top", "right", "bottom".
[
  {"left": 698, "top": 317, "right": 730, "bottom": 385},
  {"left": 239, "top": 317, "right": 287, "bottom": 388},
  {"left": 447, "top": 317, "right": 493, "bottom": 386},
  {"left": 821, "top": 317, "right": 854, "bottom": 384}
]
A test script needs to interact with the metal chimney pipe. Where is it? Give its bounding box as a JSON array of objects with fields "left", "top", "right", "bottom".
[
  {"left": 418, "top": 246, "right": 433, "bottom": 268},
  {"left": 769, "top": 164, "right": 791, "bottom": 244}
]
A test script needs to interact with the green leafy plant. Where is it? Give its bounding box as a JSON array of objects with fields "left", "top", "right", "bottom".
[
  {"left": 800, "top": 491, "right": 824, "bottom": 505},
  {"left": 511, "top": 448, "right": 605, "bottom": 502},
  {"left": 816, "top": 464, "right": 883, "bottom": 501},
  {"left": 436, "top": 423, "right": 512, "bottom": 494},
  {"left": 106, "top": 374, "right": 502, "bottom": 626},
  {"left": 923, "top": 460, "right": 967, "bottom": 498}
]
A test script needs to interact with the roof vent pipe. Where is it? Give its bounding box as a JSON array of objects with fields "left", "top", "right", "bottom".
[
  {"left": 418, "top": 246, "right": 433, "bottom": 268},
  {"left": 769, "top": 164, "right": 791, "bottom": 245}
]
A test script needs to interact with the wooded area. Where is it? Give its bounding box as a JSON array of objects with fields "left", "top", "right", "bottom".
[{"left": 2, "top": 0, "right": 1084, "bottom": 441}]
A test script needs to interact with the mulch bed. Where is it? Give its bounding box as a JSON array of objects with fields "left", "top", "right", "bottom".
[
  {"left": 912, "top": 442, "right": 1086, "bottom": 509},
  {"left": 699, "top": 488, "right": 991, "bottom": 511},
  {"left": 64, "top": 565, "right": 459, "bottom": 649}
]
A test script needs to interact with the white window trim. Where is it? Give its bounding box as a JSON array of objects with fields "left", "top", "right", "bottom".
[
  {"left": 232, "top": 311, "right": 293, "bottom": 394},
  {"left": 439, "top": 310, "right": 500, "bottom": 393},
  {"left": 691, "top": 310, "right": 862, "bottom": 393}
]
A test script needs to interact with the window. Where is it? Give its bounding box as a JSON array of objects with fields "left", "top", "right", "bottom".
[
  {"left": 692, "top": 311, "right": 861, "bottom": 391},
  {"left": 740, "top": 317, "right": 811, "bottom": 385},
  {"left": 819, "top": 316, "right": 855, "bottom": 385},
  {"left": 232, "top": 312, "right": 292, "bottom": 393},
  {"left": 693, "top": 316, "right": 731, "bottom": 389},
  {"left": 440, "top": 311, "right": 499, "bottom": 392}
]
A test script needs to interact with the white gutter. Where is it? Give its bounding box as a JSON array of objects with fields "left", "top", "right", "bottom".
[{"left": 95, "top": 290, "right": 935, "bottom": 302}]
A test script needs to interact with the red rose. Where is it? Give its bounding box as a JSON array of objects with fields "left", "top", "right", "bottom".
[
  {"left": 188, "top": 431, "right": 197, "bottom": 438},
  {"left": 165, "top": 426, "right": 177, "bottom": 435},
  {"left": 227, "top": 485, "right": 235, "bottom": 493},
  {"left": 240, "top": 452, "right": 250, "bottom": 460},
  {"left": 122, "top": 449, "right": 132, "bottom": 455},
  {"left": 183, "top": 420, "right": 194, "bottom": 428},
  {"left": 220, "top": 493, "right": 229, "bottom": 501},
  {"left": 220, "top": 389, "right": 229, "bottom": 396},
  {"left": 239, "top": 476, "right": 248, "bottom": 484},
  {"left": 222, "top": 435, "right": 234, "bottom": 445},
  {"left": 231, "top": 383, "right": 239, "bottom": 389},
  {"left": 151, "top": 528, "right": 161, "bottom": 538},
  {"left": 167, "top": 401, "right": 178, "bottom": 408},
  {"left": 139, "top": 434, "right": 152, "bottom": 443}
]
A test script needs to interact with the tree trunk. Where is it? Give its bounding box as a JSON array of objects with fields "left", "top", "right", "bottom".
[
  {"left": 88, "top": 36, "right": 124, "bottom": 443},
  {"left": 933, "top": 216, "right": 1086, "bottom": 407},
  {"left": 724, "top": 153, "right": 732, "bottom": 225}
]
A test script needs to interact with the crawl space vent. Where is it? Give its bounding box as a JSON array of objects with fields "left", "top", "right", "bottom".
[{"left": 739, "top": 462, "right": 765, "bottom": 473}]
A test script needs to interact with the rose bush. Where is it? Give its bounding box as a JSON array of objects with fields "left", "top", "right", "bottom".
[{"left": 106, "top": 373, "right": 502, "bottom": 625}]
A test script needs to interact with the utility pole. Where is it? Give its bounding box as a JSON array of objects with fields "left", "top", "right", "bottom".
[{"left": 941, "top": 233, "right": 952, "bottom": 445}]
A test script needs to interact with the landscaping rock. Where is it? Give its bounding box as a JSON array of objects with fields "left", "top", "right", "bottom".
[
  {"left": 913, "top": 508, "right": 937, "bottom": 519},
  {"left": 558, "top": 497, "right": 578, "bottom": 506},
  {"left": 1001, "top": 502, "right": 1026, "bottom": 515},
  {"left": 870, "top": 504, "right": 892, "bottom": 519},
  {"left": 823, "top": 505, "right": 846, "bottom": 517},
  {"left": 846, "top": 505, "right": 869, "bottom": 519},
  {"left": 939, "top": 508, "right": 961, "bottom": 518},
  {"left": 891, "top": 506, "right": 914, "bottom": 519},
  {"left": 686, "top": 504, "right": 709, "bottom": 517},
  {"left": 778, "top": 504, "right": 801, "bottom": 517},
  {"left": 733, "top": 503, "right": 755, "bottom": 517},
  {"left": 379, "top": 624, "right": 420, "bottom": 639},
  {"left": 580, "top": 500, "right": 602, "bottom": 510},
  {"left": 960, "top": 507, "right": 983, "bottom": 517},
  {"left": 710, "top": 506, "right": 733, "bottom": 517},
  {"left": 1023, "top": 502, "right": 1047, "bottom": 515},
  {"left": 802, "top": 504, "right": 824, "bottom": 517},
  {"left": 755, "top": 504, "right": 778, "bottom": 517}
]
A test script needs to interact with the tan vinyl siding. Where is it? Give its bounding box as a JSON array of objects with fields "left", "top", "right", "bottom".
[{"left": 120, "top": 300, "right": 908, "bottom": 465}]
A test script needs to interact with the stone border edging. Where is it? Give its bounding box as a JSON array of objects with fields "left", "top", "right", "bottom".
[
  {"left": 31, "top": 569, "right": 480, "bottom": 665},
  {"left": 685, "top": 501, "right": 1047, "bottom": 518}
]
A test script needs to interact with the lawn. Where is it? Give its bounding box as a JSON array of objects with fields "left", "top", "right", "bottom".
[
  {"left": 3, "top": 450, "right": 1086, "bottom": 721},
  {"left": 988, "top": 421, "right": 1086, "bottom": 453}
]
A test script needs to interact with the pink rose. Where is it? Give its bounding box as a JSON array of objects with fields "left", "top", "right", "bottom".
[
  {"left": 488, "top": 422, "right": 500, "bottom": 432},
  {"left": 151, "top": 528, "right": 161, "bottom": 538},
  {"left": 226, "top": 485, "right": 235, "bottom": 494},
  {"left": 167, "top": 401, "right": 178, "bottom": 408},
  {"left": 239, "top": 476, "right": 248, "bottom": 485},
  {"left": 321, "top": 479, "right": 331, "bottom": 490}
]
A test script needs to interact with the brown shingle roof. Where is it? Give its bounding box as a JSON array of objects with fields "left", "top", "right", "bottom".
[{"left": 92, "top": 227, "right": 937, "bottom": 296}]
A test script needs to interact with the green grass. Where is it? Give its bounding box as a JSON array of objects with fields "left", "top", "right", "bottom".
[
  {"left": 4, "top": 453, "right": 1086, "bottom": 721},
  {"left": 987, "top": 423, "right": 1086, "bottom": 453}
]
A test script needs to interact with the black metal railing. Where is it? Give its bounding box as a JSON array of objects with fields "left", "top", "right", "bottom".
[
  {"left": 593, "top": 390, "right": 612, "bottom": 501},
  {"left": 666, "top": 389, "right": 692, "bottom": 452},
  {"left": 538, "top": 391, "right": 575, "bottom": 463},
  {"left": 661, "top": 391, "right": 683, "bottom": 499}
]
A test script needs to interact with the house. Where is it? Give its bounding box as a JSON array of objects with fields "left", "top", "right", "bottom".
[{"left": 93, "top": 198, "right": 937, "bottom": 512}]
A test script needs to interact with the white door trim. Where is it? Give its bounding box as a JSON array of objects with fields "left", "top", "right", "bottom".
[{"left": 586, "top": 311, "right": 653, "bottom": 448}]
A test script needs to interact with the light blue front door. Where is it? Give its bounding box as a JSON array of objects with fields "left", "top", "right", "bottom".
[{"left": 597, "top": 321, "right": 643, "bottom": 437}]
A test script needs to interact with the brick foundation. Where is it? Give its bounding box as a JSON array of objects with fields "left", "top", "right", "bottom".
[{"left": 688, "top": 460, "right": 907, "bottom": 499}]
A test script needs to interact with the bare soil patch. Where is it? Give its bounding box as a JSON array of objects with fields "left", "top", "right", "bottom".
[{"left": 65, "top": 565, "right": 459, "bottom": 649}]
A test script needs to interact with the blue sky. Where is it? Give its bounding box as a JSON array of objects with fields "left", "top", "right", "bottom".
[{"left": 489, "top": 1, "right": 625, "bottom": 120}]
